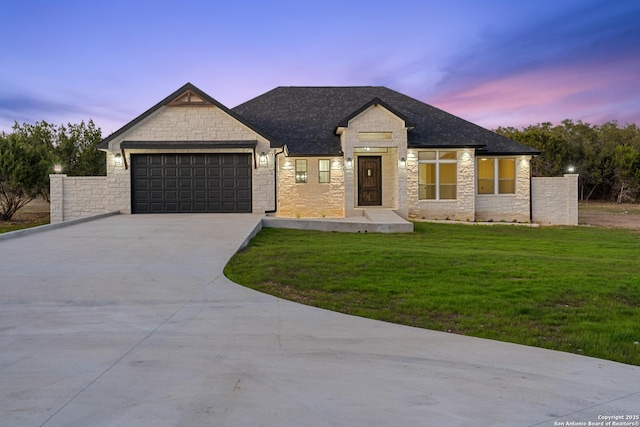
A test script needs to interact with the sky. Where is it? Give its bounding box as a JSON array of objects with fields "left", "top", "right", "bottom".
[{"left": 1, "top": 0, "right": 639, "bottom": 136}]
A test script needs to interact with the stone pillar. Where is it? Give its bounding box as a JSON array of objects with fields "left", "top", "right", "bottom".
[
  {"left": 49, "top": 174, "right": 65, "bottom": 223},
  {"left": 564, "top": 174, "right": 579, "bottom": 225}
]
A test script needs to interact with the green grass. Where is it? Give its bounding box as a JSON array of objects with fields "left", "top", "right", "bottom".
[
  {"left": 0, "top": 220, "right": 49, "bottom": 234},
  {"left": 225, "top": 223, "right": 640, "bottom": 365}
]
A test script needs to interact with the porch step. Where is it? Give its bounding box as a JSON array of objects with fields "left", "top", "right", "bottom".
[
  {"left": 362, "top": 209, "right": 414, "bottom": 233},
  {"left": 362, "top": 209, "right": 407, "bottom": 223},
  {"left": 262, "top": 210, "right": 414, "bottom": 233}
]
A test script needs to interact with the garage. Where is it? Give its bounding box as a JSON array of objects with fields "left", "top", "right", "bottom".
[{"left": 131, "top": 153, "right": 252, "bottom": 213}]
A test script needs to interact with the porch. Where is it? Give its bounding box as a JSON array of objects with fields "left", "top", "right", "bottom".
[{"left": 263, "top": 208, "right": 413, "bottom": 233}]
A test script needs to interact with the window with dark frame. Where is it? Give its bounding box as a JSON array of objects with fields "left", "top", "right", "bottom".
[
  {"left": 295, "top": 159, "right": 307, "bottom": 183},
  {"left": 318, "top": 159, "right": 330, "bottom": 183}
]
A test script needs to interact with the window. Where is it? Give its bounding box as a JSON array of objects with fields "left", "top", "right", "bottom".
[
  {"left": 353, "top": 147, "right": 388, "bottom": 153},
  {"left": 477, "top": 158, "right": 495, "bottom": 194},
  {"left": 478, "top": 158, "right": 515, "bottom": 194},
  {"left": 418, "top": 151, "right": 457, "bottom": 200},
  {"left": 498, "top": 158, "right": 515, "bottom": 193},
  {"left": 318, "top": 159, "right": 330, "bottom": 183},
  {"left": 295, "top": 160, "right": 307, "bottom": 183},
  {"left": 358, "top": 132, "right": 392, "bottom": 140}
]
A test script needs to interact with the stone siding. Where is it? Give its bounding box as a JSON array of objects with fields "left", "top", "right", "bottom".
[
  {"left": 105, "top": 152, "right": 131, "bottom": 214},
  {"left": 277, "top": 157, "right": 345, "bottom": 218},
  {"left": 108, "top": 106, "right": 270, "bottom": 148},
  {"left": 407, "top": 149, "right": 476, "bottom": 221},
  {"left": 532, "top": 174, "right": 578, "bottom": 225},
  {"left": 49, "top": 174, "right": 107, "bottom": 223}
]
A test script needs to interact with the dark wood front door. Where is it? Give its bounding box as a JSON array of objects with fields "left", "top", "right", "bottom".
[{"left": 358, "top": 156, "right": 382, "bottom": 206}]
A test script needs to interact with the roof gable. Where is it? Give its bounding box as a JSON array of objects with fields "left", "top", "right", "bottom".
[
  {"left": 98, "top": 83, "right": 274, "bottom": 150},
  {"left": 336, "top": 97, "right": 416, "bottom": 129}
]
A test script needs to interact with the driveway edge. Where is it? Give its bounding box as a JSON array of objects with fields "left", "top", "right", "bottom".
[{"left": 0, "top": 211, "right": 120, "bottom": 241}]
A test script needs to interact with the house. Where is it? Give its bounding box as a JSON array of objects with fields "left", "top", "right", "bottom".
[{"left": 50, "top": 83, "right": 579, "bottom": 226}]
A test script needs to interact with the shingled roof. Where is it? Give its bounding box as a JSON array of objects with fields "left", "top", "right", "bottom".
[{"left": 233, "top": 86, "right": 539, "bottom": 156}]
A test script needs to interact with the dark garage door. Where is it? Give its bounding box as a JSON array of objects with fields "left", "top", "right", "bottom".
[{"left": 131, "top": 153, "right": 252, "bottom": 213}]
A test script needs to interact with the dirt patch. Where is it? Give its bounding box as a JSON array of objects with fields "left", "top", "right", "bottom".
[
  {"left": 1, "top": 198, "right": 50, "bottom": 226},
  {"left": 579, "top": 202, "right": 640, "bottom": 230}
]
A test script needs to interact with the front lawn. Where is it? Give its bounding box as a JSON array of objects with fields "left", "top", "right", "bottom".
[{"left": 225, "top": 223, "right": 640, "bottom": 365}]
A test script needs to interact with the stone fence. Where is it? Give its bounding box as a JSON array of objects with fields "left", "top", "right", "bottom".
[
  {"left": 49, "top": 174, "right": 109, "bottom": 223},
  {"left": 531, "top": 174, "right": 578, "bottom": 226}
]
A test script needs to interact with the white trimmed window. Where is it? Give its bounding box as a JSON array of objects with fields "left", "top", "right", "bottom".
[
  {"left": 318, "top": 159, "right": 330, "bottom": 183},
  {"left": 295, "top": 159, "right": 307, "bottom": 183},
  {"left": 418, "top": 150, "right": 457, "bottom": 200},
  {"left": 478, "top": 158, "right": 515, "bottom": 194}
]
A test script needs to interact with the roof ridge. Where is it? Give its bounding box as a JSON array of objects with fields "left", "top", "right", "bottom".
[{"left": 273, "top": 85, "right": 387, "bottom": 89}]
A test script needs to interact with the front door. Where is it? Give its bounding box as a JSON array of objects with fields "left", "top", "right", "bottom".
[{"left": 358, "top": 156, "right": 382, "bottom": 206}]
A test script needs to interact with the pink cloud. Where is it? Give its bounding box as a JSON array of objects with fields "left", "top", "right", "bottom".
[{"left": 429, "top": 57, "right": 640, "bottom": 129}]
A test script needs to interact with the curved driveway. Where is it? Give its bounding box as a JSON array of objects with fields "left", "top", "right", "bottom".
[{"left": 1, "top": 215, "right": 638, "bottom": 427}]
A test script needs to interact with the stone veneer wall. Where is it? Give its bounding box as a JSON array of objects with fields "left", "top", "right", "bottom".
[
  {"left": 407, "top": 149, "right": 475, "bottom": 221},
  {"left": 49, "top": 174, "right": 107, "bottom": 223},
  {"left": 340, "top": 105, "right": 408, "bottom": 217},
  {"left": 531, "top": 174, "right": 578, "bottom": 225},
  {"left": 277, "top": 156, "right": 345, "bottom": 218},
  {"left": 475, "top": 156, "right": 532, "bottom": 222},
  {"left": 102, "top": 105, "right": 275, "bottom": 214}
]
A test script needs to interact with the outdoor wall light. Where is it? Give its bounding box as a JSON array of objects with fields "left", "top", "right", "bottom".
[
  {"left": 114, "top": 153, "right": 123, "bottom": 166},
  {"left": 567, "top": 165, "right": 575, "bottom": 173},
  {"left": 53, "top": 164, "right": 62, "bottom": 173},
  {"left": 259, "top": 152, "right": 267, "bottom": 165},
  {"left": 399, "top": 157, "right": 406, "bottom": 168},
  {"left": 345, "top": 157, "right": 353, "bottom": 168}
]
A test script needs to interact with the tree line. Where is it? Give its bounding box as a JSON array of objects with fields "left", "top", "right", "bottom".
[
  {"left": 0, "top": 121, "right": 104, "bottom": 220},
  {"left": 1, "top": 118, "right": 639, "bottom": 221},
  {"left": 496, "top": 120, "right": 640, "bottom": 203}
]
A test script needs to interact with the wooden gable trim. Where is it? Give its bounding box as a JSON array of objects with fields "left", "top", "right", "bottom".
[{"left": 167, "top": 89, "right": 212, "bottom": 107}]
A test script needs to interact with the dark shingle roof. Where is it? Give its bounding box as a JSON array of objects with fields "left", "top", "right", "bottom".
[{"left": 233, "top": 86, "right": 539, "bottom": 156}]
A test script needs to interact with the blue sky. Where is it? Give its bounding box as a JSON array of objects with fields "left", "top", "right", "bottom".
[{"left": 1, "top": 0, "right": 638, "bottom": 135}]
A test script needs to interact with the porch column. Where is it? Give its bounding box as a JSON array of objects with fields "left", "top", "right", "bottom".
[{"left": 343, "top": 148, "right": 356, "bottom": 217}]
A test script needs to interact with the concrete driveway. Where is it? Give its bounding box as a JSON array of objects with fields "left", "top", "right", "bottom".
[{"left": 1, "top": 215, "right": 638, "bottom": 427}]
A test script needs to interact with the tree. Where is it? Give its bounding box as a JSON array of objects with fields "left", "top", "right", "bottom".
[
  {"left": 0, "top": 120, "right": 104, "bottom": 221},
  {"left": 496, "top": 122, "right": 572, "bottom": 177},
  {"left": 611, "top": 143, "right": 640, "bottom": 203},
  {"left": 0, "top": 127, "right": 53, "bottom": 220},
  {"left": 54, "top": 120, "right": 105, "bottom": 176},
  {"left": 495, "top": 120, "right": 640, "bottom": 203}
]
